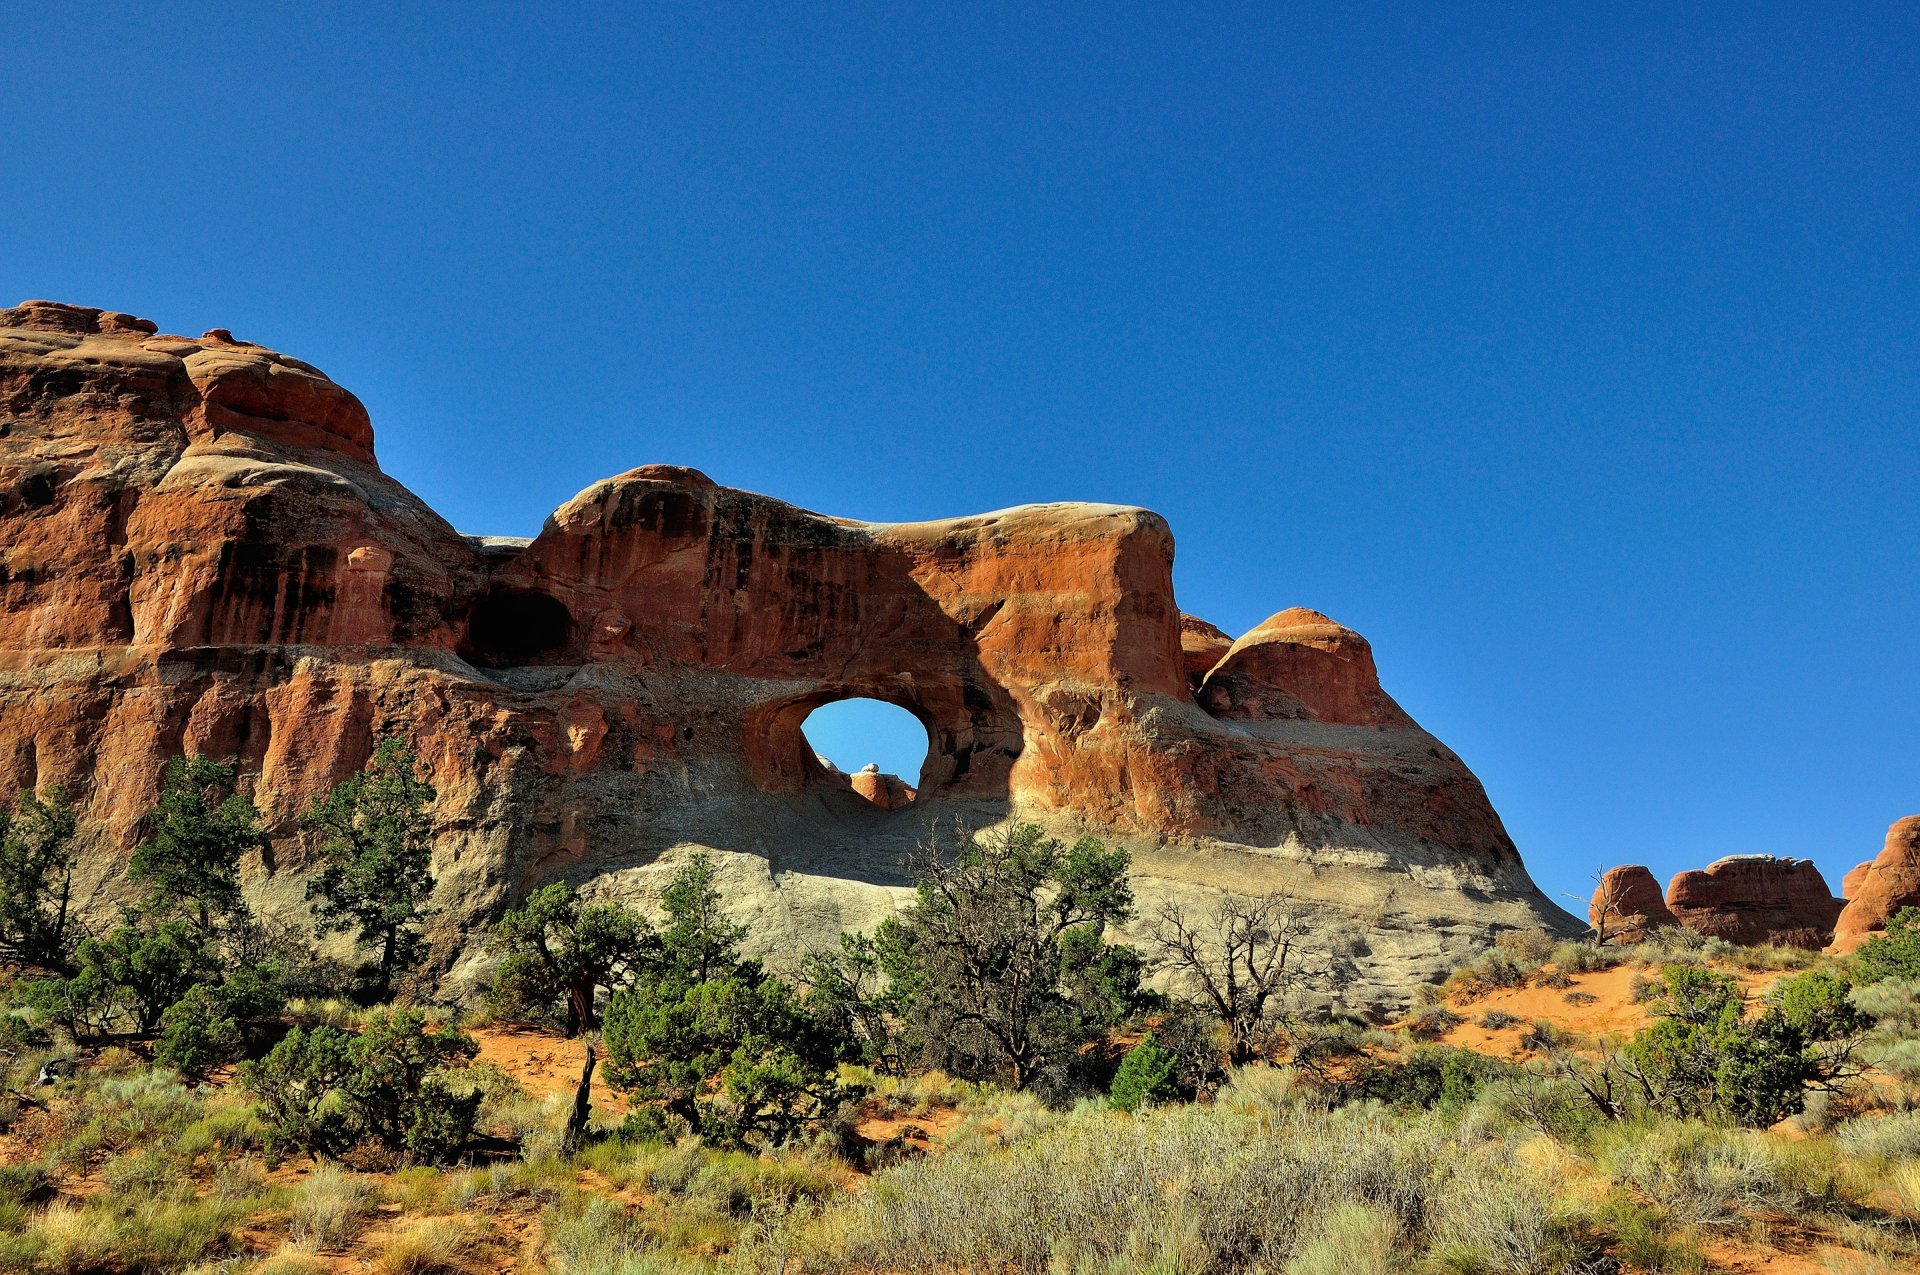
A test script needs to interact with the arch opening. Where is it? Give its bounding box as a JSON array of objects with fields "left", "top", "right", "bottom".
[
  {"left": 800, "top": 698, "right": 932, "bottom": 810},
  {"left": 461, "top": 586, "right": 576, "bottom": 668}
]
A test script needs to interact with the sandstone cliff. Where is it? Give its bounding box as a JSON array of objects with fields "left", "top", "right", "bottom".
[{"left": 0, "top": 301, "right": 1576, "bottom": 1006}]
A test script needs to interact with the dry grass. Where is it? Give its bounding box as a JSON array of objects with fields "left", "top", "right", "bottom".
[
  {"left": 290, "top": 1161, "right": 378, "bottom": 1251},
  {"left": 371, "top": 1216, "right": 472, "bottom": 1274}
]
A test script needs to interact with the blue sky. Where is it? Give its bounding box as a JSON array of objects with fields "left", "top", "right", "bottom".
[{"left": 6, "top": 4, "right": 1916, "bottom": 910}]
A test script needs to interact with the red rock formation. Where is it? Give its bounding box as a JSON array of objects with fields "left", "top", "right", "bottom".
[
  {"left": 1199, "top": 608, "right": 1413, "bottom": 726},
  {"left": 1842, "top": 862, "right": 1873, "bottom": 900},
  {"left": 1588, "top": 866, "right": 1678, "bottom": 942},
  {"left": 849, "top": 765, "right": 917, "bottom": 811},
  {"left": 0, "top": 300, "right": 1576, "bottom": 998},
  {"left": 1832, "top": 817, "right": 1920, "bottom": 948},
  {"left": 1664, "top": 856, "right": 1844, "bottom": 949},
  {"left": 1179, "top": 614, "right": 1232, "bottom": 691}
]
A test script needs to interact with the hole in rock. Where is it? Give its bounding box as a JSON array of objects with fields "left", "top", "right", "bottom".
[
  {"left": 461, "top": 587, "right": 576, "bottom": 668},
  {"left": 801, "top": 698, "right": 931, "bottom": 810}
]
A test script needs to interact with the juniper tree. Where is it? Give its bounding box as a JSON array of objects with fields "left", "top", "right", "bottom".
[
  {"left": 0, "top": 787, "right": 81, "bottom": 972},
  {"left": 128, "top": 757, "right": 265, "bottom": 933},
  {"left": 881, "top": 823, "right": 1144, "bottom": 1092},
  {"left": 487, "top": 881, "right": 656, "bottom": 1035},
  {"left": 303, "top": 738, "right": 438, "bottom": 1002}
]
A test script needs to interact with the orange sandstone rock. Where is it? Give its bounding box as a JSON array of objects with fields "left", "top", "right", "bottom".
[
  {"left": 1664, "top": 856, "right": 1843, "bottom": 950},
  {"left": 1179, "top": 614, "right": 1233, "bottom": 691},
  {"left": 1832, "top": 817, "right": 1920, "bottom": 947},
  {"left": 1843, "top": 862, "right": 1873, "bottom": 900},
  {"left": 1588, "top": 865, "right": 1677, "bottom": 941},
  {"left": 1199, "top": 608, "right": 1414, "bottom": 727}
]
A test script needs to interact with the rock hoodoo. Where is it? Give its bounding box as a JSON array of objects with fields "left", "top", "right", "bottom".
[
  {"left": 0, "top": 301, "right": 1576, "bottom": 1002},
  {"left": 1587, "top": 865, "right": 1678, "bottom": 942},
  {"left": 1832, "top": 817, "right": 1920, "bottom": 949},
  {"left": 1663, "top": 856, "right": 1844, "bottom": 949}
]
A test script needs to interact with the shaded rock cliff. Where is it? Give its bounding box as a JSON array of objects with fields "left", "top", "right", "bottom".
[{"left": 0, "top": 301, "right": 1577, "bottom": 1006}]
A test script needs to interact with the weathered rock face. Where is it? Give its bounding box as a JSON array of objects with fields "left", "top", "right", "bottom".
[
  {"left": 1588, "top": 865, "right": 1677, "bottom": 941},
  {"left": 1663, "top": 856, "right": 1844, "bottom": 949},
  {"left": 1832, "top": 817, "right": 1920, "bottom": 949},
  {"left": 0, "top": 301, "right": 1577, "bottom": 1005}
]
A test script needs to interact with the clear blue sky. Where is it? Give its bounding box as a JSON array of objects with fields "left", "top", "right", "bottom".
[{"left": 7, "top": 5, "right": 1916, "bottom": 910}]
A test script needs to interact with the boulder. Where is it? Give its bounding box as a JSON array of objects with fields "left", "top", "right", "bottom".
[
  {"left": 0, "top": 299, "right": 1579, "bottom": 1004},
  {"left": 1664, "top": 856, "right": 1843, "bottom": 949},
  {"left": 1832, "top": 817, "right": 1920, "bottom": 948},
  {"left": 1588, "top": 865, "right": 1677, "bottom": 942}
]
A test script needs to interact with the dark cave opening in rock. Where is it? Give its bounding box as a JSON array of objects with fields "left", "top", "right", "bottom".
[
  {"left": 801, "top": 697, "right": 932, "bottom": 809},
  {"left": 461, "top": 587, "right": 576, "bottom": 668}
]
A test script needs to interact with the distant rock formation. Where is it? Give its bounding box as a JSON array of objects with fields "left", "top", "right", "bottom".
[
  {"left": 1832, "top": 817, "right": 1920, "bottom": 949},
  {"left": 1588, "top": 865, "right": 1678, "bottom": 942},
  {"left": 1589, "top": 855, "right": 1846, "bottom": 949},
  {"left": 848, "top": 763, "right": 917, "bottom": 811},
  {"left": 0, "top": 300, "right": 1578, "bottom": 1003},
  {"left": 1664, "top": 856, "right": 1843, "bottom": 949}
]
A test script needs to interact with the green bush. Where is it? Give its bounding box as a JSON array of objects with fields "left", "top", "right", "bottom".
[
  {"left": 1341, "top": 1046, "right": 1520, "bottom": 1112},
  {"left": 1613, "top": 964, "right": 1861, "bottom": 1129},
  {"left": 876, "top": 823, "right": 1143, "bottom": 1095},
  {"left": 1855, "top": 907, "right": 1920, "bottom": 985},
  {"left": 302, "top": 737, "right": 439, "bottom": 1003},
  {"left": 243, "top": 1010, "right": 479, "bottom": 1163},
  {"left": 1109, "top": 1033, "right": 1182, "bottom": 1111}
]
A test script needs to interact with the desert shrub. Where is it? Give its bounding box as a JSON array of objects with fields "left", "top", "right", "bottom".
[
  {"left": 1340, "top": 1046, "right": 1521, "bottom": 1113},
  {"left": 1109, "top": 1033, "right": 1182, "bottom": 1111},
  {"left": 244, "top": 1010, "right": 479, "bottom": 1162},
  {"left": 1769, "top": 968, "right": 1869, "bottom": 1053},
  {"left": 1835, "top": 1109, "right": 1920, "bottom": 1162},
  {"left": 1620, "top": 965, "right": 1836, "bottom": 1127},
  {"left": 1522, "top": 1020, "right": 1569, "bottom": 1052},
  {"left": 1403, "top": 1005, "right": 1462, "bottom": 1040},
  {"left": 1444, "top": 949, "right": 1532, "bottom": 1000},
  {"left": 1283, "top": 1201, "right": 1398, "bottom": 1275},
  {"left": 372, "top": 1216, "right": 471, "bottom": 1274},
  {"left": 809, "top": 1099, "right": 1583, "bottom": 1273},
  {"left": 1599, "top": 1122, "right": 1838, "bottom": 1227},
  {"left": 1550, "top": 940, "right": 1614, "bottom": 974},
  {"left": 1479, "top": 1010, "right": 1520, "bottom": 1030},
  {"left": 542, "top": 1193, "right": 661, "bottom": 1272},
  {"left": 1496, "top": 928, "right": 1557, "bottom": 964},
  {"left": 1578, "top": 1191, "right": 1706, "bottom": 1274}
]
